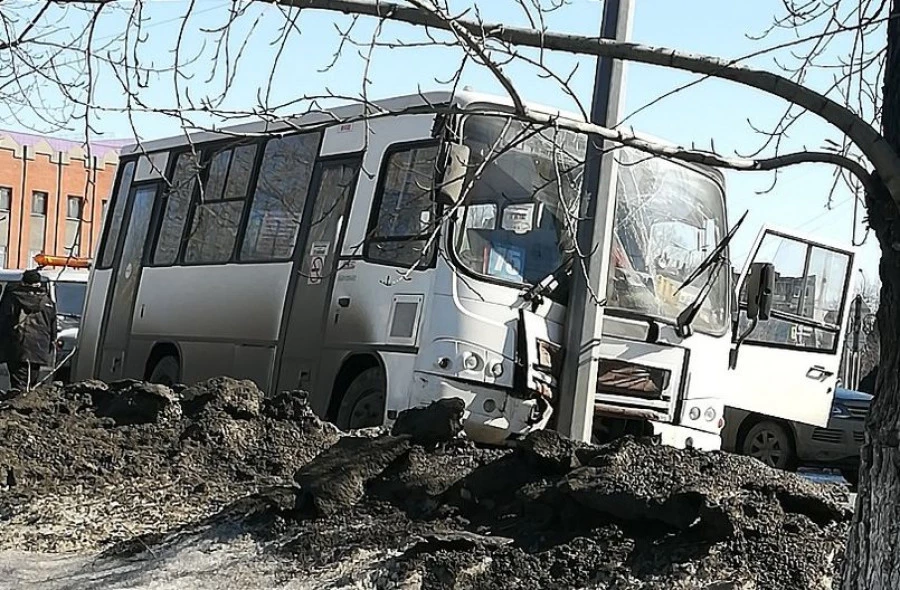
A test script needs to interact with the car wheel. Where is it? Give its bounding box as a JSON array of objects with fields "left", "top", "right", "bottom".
[
  {"left": 336, "top": 367, "right": 386, "bottom": 431},
  {"left": 148, "top": 355, "right": 180, "bottom": 387},
  {"left": 741, "top": 420, "right": 798, "bottom": 471}
]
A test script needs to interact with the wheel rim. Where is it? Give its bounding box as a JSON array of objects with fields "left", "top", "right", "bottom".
[
  {"left": 748, "top": 429, "right": 786, "bottom": 468},
  {"left": 347, "top": 389, "right": 384, "bottom": 430}
]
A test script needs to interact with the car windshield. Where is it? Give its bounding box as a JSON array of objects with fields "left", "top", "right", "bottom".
[
  {"left": 452, "top": 115, "right": 584, "bottom": 286},
  {"left": 55, "top": 281, "right": 86, "bottom": 318},
  {"left": 606, "top": 148, "right": 728, "bottom": 333}
]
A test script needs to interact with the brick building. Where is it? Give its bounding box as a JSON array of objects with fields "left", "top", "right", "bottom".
[{"left": 0, "top": 129, "right": 127, "bottom": 269}]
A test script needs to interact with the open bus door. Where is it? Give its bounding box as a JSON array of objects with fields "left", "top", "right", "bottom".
[{"left": 727, "top": 226, "right": 856, "bottom": 428}]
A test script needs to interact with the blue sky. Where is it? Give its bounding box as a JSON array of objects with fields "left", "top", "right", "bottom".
[{"left": 8, "top": 0, "right": 881, "bottom": 288}]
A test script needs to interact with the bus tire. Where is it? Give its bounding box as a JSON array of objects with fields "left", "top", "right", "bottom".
[
  {"left": 148, "top": 355, "right": 180, "bottom": 387},
  {"left": 740, "top": 419, "right": 798, "bottom": 471},
  {"left": 335, "top": 367, "right": 386, "bottom": 431}
]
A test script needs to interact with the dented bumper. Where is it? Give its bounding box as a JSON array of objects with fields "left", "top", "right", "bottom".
[{"left": 409, "top": 372, "right": 552, "bottom": 445}]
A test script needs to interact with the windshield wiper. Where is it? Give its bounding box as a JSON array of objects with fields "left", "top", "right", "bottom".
[
  {"left": 673, "top": 211, "right": 748, "bottom": 338},
  {"left": 522, "top": 255, "right": 575, "bottom": 307}
]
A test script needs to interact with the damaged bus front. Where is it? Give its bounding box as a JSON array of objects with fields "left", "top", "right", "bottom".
[
  {"left": 420, "top": 107, "right": 854, "bottom": 449},
  {"left": 412, "top": 112, "right": 733, "bottom": 447}
]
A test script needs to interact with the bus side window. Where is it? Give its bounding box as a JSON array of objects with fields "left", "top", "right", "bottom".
[
  {"left": 153, "top": 152, "right": 201, "bottom": 266},
  {"left": 365, "top": 143, "right": 440, "bottom": 268},
  {"left": 97, "top": 160, "right": 137, "bottom": 269},
  {"left": 240, "top": 132, "right": 321, "bottom": 262},
  {"left": 184, "top": 144, "right": 258, "bottom": 265}
]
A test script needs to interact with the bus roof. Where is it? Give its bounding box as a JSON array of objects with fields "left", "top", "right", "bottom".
[{"left": 121, "top": 89, "right": 726, "bottom": 183}]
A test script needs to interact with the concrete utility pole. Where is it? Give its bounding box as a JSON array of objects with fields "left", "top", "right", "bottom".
[{"left": 557, "top": 0, "right": 635, "bottom": 442}]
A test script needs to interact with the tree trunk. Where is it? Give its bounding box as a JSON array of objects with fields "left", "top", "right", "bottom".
[{"left": 842, "top": 2, "right": 900, "bottom": 587}]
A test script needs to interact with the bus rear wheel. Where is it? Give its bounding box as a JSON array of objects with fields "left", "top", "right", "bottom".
[
  {"left": 336, "top": 367, "right": 386, "bottom": 431},
  {"left": 148, "top": 355, "right": 180, "bottom": 387}
]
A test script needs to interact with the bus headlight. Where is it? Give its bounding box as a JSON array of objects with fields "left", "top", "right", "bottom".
[
  {"left": 704, "top": 407, "right": 717, "bottom": 422},
  {"left": 463, "top": 353, "right": 482, "bottom": 371},
  {"left": 689, "top": 407, "right": 701, "bottom": 421},
  {"left": 490, "top": 362, "right": 504, "bottom": 377}
]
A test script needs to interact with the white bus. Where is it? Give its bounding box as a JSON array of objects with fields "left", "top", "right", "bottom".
[{"left": 72, "top": 90, "right": 856, "bottom": 448}]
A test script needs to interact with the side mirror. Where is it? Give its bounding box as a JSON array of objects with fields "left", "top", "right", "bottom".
[
  {"left": 744, "top": 262, "right": 774, "bottom": 321},
  {"left": 436, "top": 143, "right": 470, "bottom": 207}
]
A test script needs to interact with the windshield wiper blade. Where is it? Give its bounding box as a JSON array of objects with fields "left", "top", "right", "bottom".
[
  {"left": 675, "top": 211, "right": 747, "bottom": 295},
  {"left": 673, "top": 211, "right": 748, "bottom": 337}
]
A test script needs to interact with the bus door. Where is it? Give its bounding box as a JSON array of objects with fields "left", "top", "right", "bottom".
[
  {"left": 274, "top": 156, "right": 362, "bottom": 396},
  {"left": 727, "top": 227, "right": 856, "bottom": 427},
  {"left": 95, "top": 184, "right": 159, "bottom": 381}
]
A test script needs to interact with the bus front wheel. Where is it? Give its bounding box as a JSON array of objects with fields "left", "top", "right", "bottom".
[
  {"left": 148, "top": 355, "right": 180, "bottom": 387},
  {"left": 335, "top": 367, "right": 386, "bottom": 431}
]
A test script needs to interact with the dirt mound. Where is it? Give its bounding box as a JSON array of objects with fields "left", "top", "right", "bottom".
[
  {"left": 0, "top": 378, "right": 338, "bottom": 552},
  {"left": 0, "top": 382, "right": 851, "bottom": 589}
]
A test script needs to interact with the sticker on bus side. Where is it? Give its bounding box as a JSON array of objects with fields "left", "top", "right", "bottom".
[{"left": 308, "top": 241, "right": 330, "bottom": 285}]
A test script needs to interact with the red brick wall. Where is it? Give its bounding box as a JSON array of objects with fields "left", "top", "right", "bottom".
[{"left": 0, "top": 145, "right": 118, "bottom": 269}]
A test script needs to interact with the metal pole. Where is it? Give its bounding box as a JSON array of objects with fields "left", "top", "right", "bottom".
[{"left": 557, "top": 0, "right": 635, "bottom": 441}]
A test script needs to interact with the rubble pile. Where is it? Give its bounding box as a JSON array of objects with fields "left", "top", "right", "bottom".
[
  {"left": 0, "top": 379, "right": 851, "bottom": 589},
  {"left": 0, "top": 378, "right": 338, "bottom": 552}
]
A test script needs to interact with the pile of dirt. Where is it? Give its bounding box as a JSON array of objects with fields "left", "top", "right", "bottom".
[
  {"left": 0, "top": 377, "right": 338, "bottom": 552},
  {"left": 0, "top": 379, "right": 852, "bottom": 589}
]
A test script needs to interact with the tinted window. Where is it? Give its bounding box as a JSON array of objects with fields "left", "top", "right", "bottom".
[
  {"left": 153, "top": 153, "right": 199, "bottom": 266},
  {"left": 55, "top": 281, "right": 86, "bottom": 317},
  {"left": 365, "top": 144, "right": 439, "bottom": 267},
  {"left": 100, "top": 161, "right": 136, "bottom": 268},
  {"left": 184, "top": 143, "right": 258, "bottom": 264},
  {"left": 240, "top": 133, "right": 320, "bottom": 261}
]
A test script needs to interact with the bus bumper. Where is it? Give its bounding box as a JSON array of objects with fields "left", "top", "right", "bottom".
[
  {"left": 409, "top": 372, "right": 551, "bottom": 445},
  {"left": 649, "top": 421, "right": 721, "bottom": 451}
]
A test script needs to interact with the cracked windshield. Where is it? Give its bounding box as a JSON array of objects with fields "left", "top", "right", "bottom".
[
  {"left": 452, "top": 114, "right": 728, "bottom": 333},
  {"left": 453, "top": 115, "right": 583, "bottom": 288},
  {"left": 607, "top": 148, "right": 728, "bottom": 333}
]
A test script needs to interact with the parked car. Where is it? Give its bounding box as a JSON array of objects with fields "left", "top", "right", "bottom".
[
  {"left": 722, "top": 386, "right": 872, "bottom": 485},
  {"left": 0, "top": 267, "right": 89, "bottom": 388}
]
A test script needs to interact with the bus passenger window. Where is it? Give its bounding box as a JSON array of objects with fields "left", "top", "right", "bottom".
[
  {"left": 184, "top": 143, "right": 258, "bottom": 264},
  {"left": 365, "top": 144, "right": 440, "bottom": 267},
  {"left": 153, "top": 152, "right": 200, "bottom": 266},
  {"left": 98, "top": 161, "right": 136, "bottom": 269},
  {"left": 240, "top": 133, "right": 321, "bottom": 262}
]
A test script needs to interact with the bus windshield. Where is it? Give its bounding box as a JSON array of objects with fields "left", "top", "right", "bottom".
[
  {"left": 451, "top": 115, "right": 728, "bottom": 333},
  {"left": 606, "top": 148, "right": 728, "bottom": 334},
  {"left": 452, "top": 115, "right": 583, "bottom": 286}
]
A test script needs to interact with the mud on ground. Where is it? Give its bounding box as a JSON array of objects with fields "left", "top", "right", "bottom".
[{"left": 0, "top": 379, "right": 852, "bottom": 589}]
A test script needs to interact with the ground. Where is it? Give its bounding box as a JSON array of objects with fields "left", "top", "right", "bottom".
[{"left": 0, "top": 378, "right": 855, "bottom": 589}]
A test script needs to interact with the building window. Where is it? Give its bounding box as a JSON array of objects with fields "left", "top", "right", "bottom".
[
  {"left": 183, "top": 143, "right": 258, "bottom": 264},
  {"left": 30, "top": 191, "right": 48, "bottom": 266},
  {"left": 32, "top": 191, "right": 48, "bottom": 215},
  {"left": 67, "top": 196, "right": 83, "bottom": 220},
  {"left": 0, "top": 188, "right": 10, "bottom": 269},
  {"left": 365, "top": 144, "right": 440, "bottom": 267},
  {"left": 64, "top": 196, "right": 83, "bottom": 257}
]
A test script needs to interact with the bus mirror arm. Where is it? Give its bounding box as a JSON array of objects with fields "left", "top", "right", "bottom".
[
  {"left": 729, "top": 317, "right": 758, "bottom": 370},
  {"left": 728, "top": 262, "right": 774, "bottom": 369},
  {"left": 436, "top": 143, "right": 471, "bottom": 207}
]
